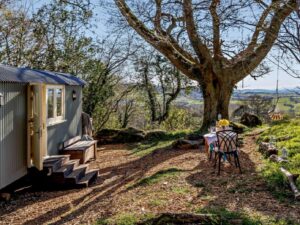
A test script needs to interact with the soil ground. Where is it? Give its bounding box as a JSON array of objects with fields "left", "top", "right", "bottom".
[{"left": 0, "top": 130, "right": 300, "bottom": 225}]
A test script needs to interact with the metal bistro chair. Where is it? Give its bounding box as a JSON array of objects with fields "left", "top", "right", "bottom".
[{"left": 214, "top": 130, "right": 242, "bottom": 175}]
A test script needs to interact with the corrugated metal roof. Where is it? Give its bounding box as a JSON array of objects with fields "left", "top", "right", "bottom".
[{"left": 0, "top": 64, "right": 86, "bottom": 86}]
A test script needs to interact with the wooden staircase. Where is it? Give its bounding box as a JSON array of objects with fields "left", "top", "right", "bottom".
[{"left": 42, "top": 155, "right": 98, "bottom": 188}]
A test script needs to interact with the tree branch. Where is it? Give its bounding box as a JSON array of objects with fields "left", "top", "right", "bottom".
[
  {"left": 232, "top": 0, "right": 297, "bottom": 81},
  {"left": 183, "top": 0, "right": 212, "bottom": 65},
  {"left": 209, "top": 0, "right": 222, "bottom": 59},
  {"left": 115, "top": 0, "right": 199, "bottom": 80}
]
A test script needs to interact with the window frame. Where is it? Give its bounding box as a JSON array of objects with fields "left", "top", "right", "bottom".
[{"left": 46, "top": 85, "right": 65, "bottom": 126}]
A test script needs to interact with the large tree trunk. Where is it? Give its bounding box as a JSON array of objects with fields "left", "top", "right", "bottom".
[{"left": 200, "top": 77, "right": 234, "bottom": 132}]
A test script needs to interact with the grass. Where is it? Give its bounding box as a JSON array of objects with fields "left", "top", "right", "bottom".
[
  {"left": 129, "top": 168, "right": 182, "bottom": 188},
  {"left": 148, "top": 199, "right": 166, "bottom": 207},
  {"left": 96, "top": 213, "right": 138, "bottom": 225},
  {"left": 129, "top": 130, "right": 190, "bottom": 156},
  {"left": 171, "top": 186, "right": 190, "bottom": 194},
  {"left": 197, "top": 207, "right": 295, "bottom": 225},
  {"left": 98, "top": 208, "right": 296, "bottom": 225},
  {"left": 97, "top": 213, "right": 155, "bottom": 225},
  {"left": 258, "top": 118, "right": 300, "bottom": 200}
]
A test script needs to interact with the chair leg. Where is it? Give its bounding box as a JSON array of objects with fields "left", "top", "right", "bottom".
[
  {"left": 218, "top": 153, "right": 222, "bottom": 175},
  {"left": 213, "top": 152, "right": 217, "bottom": 168},
  {"left": 233, "top": 154, "right": 238, "bottom": 168},
  {"left": 235, "top": 152, "right": 242, "bottom": 173}
]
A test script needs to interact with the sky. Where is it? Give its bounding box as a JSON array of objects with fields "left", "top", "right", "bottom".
[
  {"left": 237, "top": 70, "right": 300, "bottom": 90},
  {"left": 28, "top": 0, "right": 300, "bottom": 90},
  {"left": 92, "top": 1, "right": 300, "bottom": 90}
]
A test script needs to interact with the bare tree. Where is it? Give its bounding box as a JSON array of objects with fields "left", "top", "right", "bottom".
[
  {"left": 118, "top": 98, "right": 135, "bottom": 128},
  {"left": 248, "top": 95, "right": 273, "bottom": 117},
  {"left": 271, "top": 9, "right": 298, "bottom": 76},
  {"left": 113, "top": 0, "right": 297, "bottom": 130},
  {"left": 135, "top": 52, "right": 187, "bottom": 125}
]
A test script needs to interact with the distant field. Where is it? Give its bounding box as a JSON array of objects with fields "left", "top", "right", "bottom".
[{"left": 175, "top": 94, "right": 300, "bottom": 116}]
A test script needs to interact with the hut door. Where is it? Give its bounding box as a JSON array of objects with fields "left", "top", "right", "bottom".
[{"left": 27, "top": 84, "right": 47, "bottom": 170}]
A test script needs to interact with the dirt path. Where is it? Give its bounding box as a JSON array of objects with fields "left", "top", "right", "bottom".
[{"left": 0, "top": 132, "right": 299, "bottom": 224}]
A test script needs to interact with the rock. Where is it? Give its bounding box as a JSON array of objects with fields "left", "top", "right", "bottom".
[
  {"left": 186, "top": 133, "right": 204, "bottom": 142},
  {"left": 95, "top": 127, "right": 145, "bottom": 143},
  {"left": 230, "top": 122, "right": 247, "bottom": 134},
  {"left": 269, "top": 154, "right": 288, "bottom": 163},
  {"left": 259, "top": 142, "right": 278, "bottom": 157},
  {"left": 94, "top": 128, "right": 120, "bottom": 144},
  {"left": 240, "top": 113, "right": 262, "bottom": 127},
  {"left": 145, "top": 130, "right": 167, "bottom": 140},
  {"left": 172, "top": 139, "right": 201, "bottom": 149},
  {"left": 116, "top": 127, "right": 146, "bottom": 143}
]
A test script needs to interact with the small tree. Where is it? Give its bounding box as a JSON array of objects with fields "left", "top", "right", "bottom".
[
  {"left": 246, "top": 95, "right": 273, "bottom": 118},
  {"left": 135, "top": 52, "right": 188, "bottom": 125},
  {"left": 117, "top": 98, "right": 135, "bottom": 128}
]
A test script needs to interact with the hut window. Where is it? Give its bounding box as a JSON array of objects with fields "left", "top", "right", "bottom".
[
  {"left": 56, "top": 89, "right": 62, "bottom": 116},
  {"left": 47, "top": 89, "right": 54, "bottom": 118},
  {"left": 46, "top": 86, "right": 65, "bottom": 125}
]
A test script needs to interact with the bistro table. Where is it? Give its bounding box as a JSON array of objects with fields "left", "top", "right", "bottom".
[
  {"left": 203, "top": 132, "right": 218, "bottom": 159},
  {"left": 203, "top": 128, "right": 236, "bottom": 160}
]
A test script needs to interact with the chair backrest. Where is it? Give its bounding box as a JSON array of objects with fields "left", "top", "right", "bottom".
[{"left": 216, "top": 130, "right": 238, "bottom": 153}]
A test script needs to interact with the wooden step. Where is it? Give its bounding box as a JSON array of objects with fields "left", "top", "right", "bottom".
[
  {"left": 53, "top": 159, "right": 80, "bottom": 177},
  {"left": 76, "top": 169, "right": 99, "bottom": 188},
  {"left": 65, "top": 164, "right": 88, "bottom": 184},
  {"left": 43, "top": 155, "right": 70, "bottom": 173},
  {"left": 39, "top": 155, "right": 99, "bottom": 189}
]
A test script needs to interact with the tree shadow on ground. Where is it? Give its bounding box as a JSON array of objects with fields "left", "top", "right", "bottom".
[
  {"left": 185, "top": 145, "right": 300, "bottom": 223},
  {"left": 3, "top": 134, "right": 299, "bottom": 224},
  {"left": 20, "top": 144, "right": 198, "bottom": 225},
  {"left": 0, "top": 175, "right": 79, "bottom": 218}
]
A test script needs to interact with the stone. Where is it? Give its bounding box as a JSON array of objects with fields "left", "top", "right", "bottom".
[
  {"left": 116, "top": 127, "right": 146, "bottom": 143},
  {"left": 94, "top": 128, "right": 121, "bottom": 144},
  {"left": 230, "top": 122, "right": 247, "bottom": 133},
  {"left": 259, "top": 142, "right": 278, "bottom": 157},
  {"left": 95, "top": 127, "right": 146, "bottom": 144},
  {"left": 145, "top": 130, "right": 167, "bottom": 140},
  {"left": 172, "top": 139, "right": 201, "bottom": 149},
  {"left": 240, "top": 113, "right": 262, "bottom": 127},
  {"left": 269, "top": 154, "right": 288, "bottom": 163}
]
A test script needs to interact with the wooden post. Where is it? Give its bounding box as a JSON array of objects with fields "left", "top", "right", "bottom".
[{"left": 280, "top": 167, "right": 300, "bottom": 200}]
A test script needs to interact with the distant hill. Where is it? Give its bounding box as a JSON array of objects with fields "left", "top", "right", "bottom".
[{"left": 175, "top": 87, "right": 300, "bottom": 105}]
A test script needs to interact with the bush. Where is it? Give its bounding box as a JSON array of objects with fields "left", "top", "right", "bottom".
[{"left": 161, "top": 107, "right": 201, "bottom": 131}]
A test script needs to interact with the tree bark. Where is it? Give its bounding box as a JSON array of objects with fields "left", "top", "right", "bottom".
[{"left": 200, "top": 76, "right": 233, "bottom": 132}]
